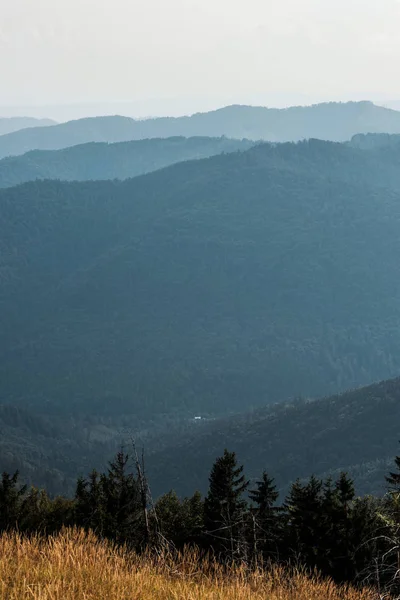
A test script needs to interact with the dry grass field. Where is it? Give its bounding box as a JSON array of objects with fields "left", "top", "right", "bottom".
[{"left": 0, "top": 529, "right": 379, "bottom": 599}]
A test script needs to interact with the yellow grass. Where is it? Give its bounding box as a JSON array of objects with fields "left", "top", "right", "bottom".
[{"left": 0, "top": 528, "right": 378, "bottom": 600}]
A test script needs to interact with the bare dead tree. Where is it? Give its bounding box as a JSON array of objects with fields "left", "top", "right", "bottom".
[{"left": 130, "top": 435, "right": 157, "bottom": 546}]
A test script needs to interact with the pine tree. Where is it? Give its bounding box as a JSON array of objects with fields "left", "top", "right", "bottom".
[
  {"left": 101, "top": 450, "right": 141, "bottom": 545},
  {"left": 155, "top": 490, "right": 185, "bottom": 545},
  {"left": 75, "top": 476, "right": 90, "bottom": 527},
  {"left": 283, "top": 475, "right": 324, "bottom": 566},
  {"left": 335, "top": 472, "right": 355, "bottom": 512},
  {"left": 19, "top": 487, "right": 51, "bottom": 532},
  {"left": 249, "top": 471, "right": 280, "bottom": 560},
  {"left": 75, "top": 470, "right": 105, "bottom": 534},
  {"left": 249, "top": 471, "right": 278, "bottom": 514},
  {"left": 0, "top": 471, "right": 27, "bottom": 532},
  {"left": 321, "top": 473, "right": 356, "bottom": 581},
  {"left": 204, "top": 449, "right": 249, "bottom": 559},
  {"left": 184, "top": 490, "right": 204, "bottom": 546}
]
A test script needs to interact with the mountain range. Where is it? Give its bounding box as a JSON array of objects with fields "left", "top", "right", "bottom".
[
  {"left": 2, "top": 102, "right": 400, "bottom": 159},
  {"left": 2, "top": 124, "right": 400, "bottom": 497},
  {"left": 3, "top": 137, "right": 400, "bottom": 421},
  {"left": 1, "top": 373, "right": 399, "bottom": 498},
  {"left": 0, "top": 137, "right": 254, "bottom": 188},
  {"left": 146, "top": 376, "right": 400, "bottom": 498},
  {"left": 0, "top": 117, "right": 56, "bottom": 136}
]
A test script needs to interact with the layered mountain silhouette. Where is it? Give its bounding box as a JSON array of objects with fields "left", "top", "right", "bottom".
[
  {"left": 146, "top": 376, "right": 400, "bottom": 498},
  {"left": 2, "top": 102, "right": 400, "bottom": 158},
  {"left": 350, "top": 132, "right": 400, "bottom": 150},
  {"left": 2, "top": 139, "right": 400, "bottom": 422},
  {"left": 1, "top": 373, "right": 399, "bottom": 497},
  {"left": 0, "top": 117, "right": 56, "bottom": 136},
  {"left": 0, "top": 137, "right": 254, "bottom": 188}
]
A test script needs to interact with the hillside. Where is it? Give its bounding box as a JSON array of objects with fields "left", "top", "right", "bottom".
[
  {"left": 2, "top": 138, "right": 400, "bottom": 494},
  {"left": 2, "top": 139, "right": 400, "bottom": 422},
  {"left": 1, "top": 102, "right": 400, "bottom": 158},
  {"left": 1, "top": 375, "right": 399, "bottom": 499},
  {"left": 0, "top": 117, "right": 56, "bottom": 136},
  {"left": 0, "top": 137, "right": 254, "bottom": 188},
  {"left": 146, "top": 377, "right": 400, "bottom": 498}
]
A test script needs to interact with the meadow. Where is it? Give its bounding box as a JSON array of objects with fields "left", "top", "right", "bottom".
[{"left": 0, "top": 528, "right": 378, "bottom": 600}]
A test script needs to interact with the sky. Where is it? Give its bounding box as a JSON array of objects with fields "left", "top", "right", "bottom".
[{"left": 1, "top": 0, "right": 400, "bottom": 119}]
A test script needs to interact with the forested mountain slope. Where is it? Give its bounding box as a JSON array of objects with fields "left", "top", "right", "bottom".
[
  {"left": 2, "top": 140, "right": 400, "bottom": 422},
  {"left": 0, "top": 115, "right": 143, "bottom": 159},
  {"left": 146, "top": 377, "right": 400, "bottom": 498},
  {"left": 0, "top": 137, "right": 254, "bottom": 188},
  {"left": 1, "top": 375, "right": 399, "bottom": 498},
  {"left": 1, "top": 101, "right": 400, "bottom": 158},
  {"left": 0, "top": 117, "right": 56, "bottom": 136},
  {"left": 350, "top": 132, "right": 400, "bottom": 149}
]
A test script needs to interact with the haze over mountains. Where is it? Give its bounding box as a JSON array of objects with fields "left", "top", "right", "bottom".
[
  {"left": 3, "top": 137, "right": 400, "bottom": 419},
  {"left": 146, "top": 376, "right": 400, "bottom": 498},
  {"left": 0, "top": 137, "right": 255, "bottom": 188},
  {"left": 2, "top": 102, "right": 400, "bottom": 159},
  {"left": 2, "top": 101, "right": 400, "bottom": 498},
  {"left": 0, "top": 117, "right": 56, "bottom": 136},
  {"left": 2, "top": 374, "right": 399, "bottom": 498}
]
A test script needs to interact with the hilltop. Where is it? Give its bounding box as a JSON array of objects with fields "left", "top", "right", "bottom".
[
  {"left": 0, "top": 137, "right": 254, "bottom": 188},
  {"left": 1, "top": 101, "right": 400, "bottom": 158},
  {"left": 0, "top": 116, "right": 56, "bottom": 136}
]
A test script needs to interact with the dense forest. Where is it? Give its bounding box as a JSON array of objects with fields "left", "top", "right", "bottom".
[
  {"left": 0, "top": 136, "right": 254, "bottom": 188},
  {"left": 2, "top": 101, "right": 400, "bottom": 158},
  {"left": 5, "top": 0, "right": 400, "bottom": 594},
  {"left": 3, "top": 139, "right": 400, "bottom": 420},
  {"left": 2, "top": 445, "right": 400, "bottom": 596},
  {"left": 146, "top": 377, "right": 400, "bottom": 498},
  {"left": 1, "top": 375, "right": 399, "bottom": 499},
  {"left": 350, "top": 132, "right": 400, "bottom": 150},
  {"left": 2, "top": 135, "right": 400, "bottom": 504}
]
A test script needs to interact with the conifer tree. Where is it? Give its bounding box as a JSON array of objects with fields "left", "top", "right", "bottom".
[
  {"left": 75, "top": 470, "right": 105, "bottom": 534},
  {"left": 153, "top": 490, "right": 204, "bottom": 549},
  {"left": 101, "top": 450, "right": 141, "bottom": 545},
  {"left": 249, "top": 471, "right": 278, "bottom": 514},
  {"left": 335, "top": 472, "right": 355, "bottom": 512},
  {"left": 184, "top": 490, "right": 204, "bottom": 545},
  {"left": 321, "top": 473, "right": 356, "bottom": 581},
  {"left": 19, "top": 487, "right": 51, "bottom": 532},
  {"left": 204, "top": 449, "right": 249, "bottom": 558},
  {"left": 249, "top": 471, "right": 279, "bottom": 560},
  {"left": 155, "top": 490, "right": 185, "bottom": 545},
  {"left": 0, "top": 471, "right": 26, "bottom": 532},
  {"left": 283, "top": 475, "right": 324, "bottom": 566}
]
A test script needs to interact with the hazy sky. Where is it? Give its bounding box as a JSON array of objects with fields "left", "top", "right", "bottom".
[{"left": 2, "top": 0, "right": 400, "bottom": 118}]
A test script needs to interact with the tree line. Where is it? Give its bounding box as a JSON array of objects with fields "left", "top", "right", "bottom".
[{"left": 2, "top": 447, "right": 400, "bottom": 594}]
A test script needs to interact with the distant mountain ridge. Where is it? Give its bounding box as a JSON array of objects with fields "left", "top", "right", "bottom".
[
  {"left": 1, "top": 373, "right": 400, "bottom": 498},
  {"left": 146, "top": 376, "right": 400, "bottom": 498},
  {"left": 2, "top": 137, "right": 400, "bottom": 495},
  {"left": 350, "top": 132, "right": 400, "bottom": 150},
  {"left": 3, "top": 139, "right": 400, "bottom": 422},
  {"left": 3, "top": 128, "right": 400, "bottom": 191},
  {"left": 0, "top": 117, "right": 56, "bottom": 136},
  {"left": 2, "top": 102, "right": 400, "bottom": 158},
  {"left": 0, "top": 137, "right": 255, "bottom": 188}
]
